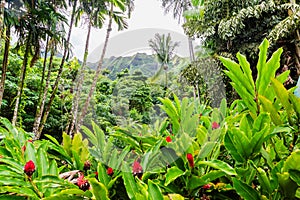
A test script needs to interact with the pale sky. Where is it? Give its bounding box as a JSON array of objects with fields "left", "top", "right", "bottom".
[{"left": 71, "top": 0, "right": 187, "bottom": 60}]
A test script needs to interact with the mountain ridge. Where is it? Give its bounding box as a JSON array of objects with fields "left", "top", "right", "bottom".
[{"left": 85, "top": 53, "right": 189, "bottom": 80}]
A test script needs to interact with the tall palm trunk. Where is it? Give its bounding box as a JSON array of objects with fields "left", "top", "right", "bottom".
[
  {"left": 183, "top": 2, "right": 195, "bottom": 62},
  {"left": 32, "top": 35, "right": 49, "bottom": 132},
  {"left": 34, "top": 0, "right": 77, "bottom": 138},
  {"left": 188, "top": 38, "right": 195, "bottom": 61},
  {"left": 76, "top": 3, "right": 114, "bottom": 131},
  {"left": 32, "top": 49, "right": 54, "bottom": 139},
  {"left": 0, "top": 26, "right": 10, "bottom": 108},
  {"left": 67, "top": 19, "right": 92, "bottom": 136},
  {"left": 12, "top": 31, "right": 31, "bottom": 126}
]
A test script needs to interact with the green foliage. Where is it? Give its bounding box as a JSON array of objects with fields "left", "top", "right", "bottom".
[
  {"left": 180, "top": 57, "right": 225, "bottom": 107},
  {"left": 0, "top": 118, "right": 89, "bottom": 199},
  {"left": 184, "top": 0, "right": 300, "bottom": 95}
]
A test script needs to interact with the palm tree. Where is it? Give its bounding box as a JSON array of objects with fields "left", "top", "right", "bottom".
[
  {"left": 66, "top": 0, "right": 106, "bottom": 136},
  {"left": 160, "top": 0, "right": 195, "bottom": 61},
  {"left": 33, "top": 0, "right": 78, "bottom": 139},
  {"left": 32, "top": 0, "right": 67, "bottom": 138},
  {"left": 11, "top": 0, "right": 67, "bottom": 127},
  {"left": 76, "top": 0, "right": 133, "bottom": 132},
  {"left": 149, "top": 33, "right": 180, "bottom": 88},
  {"left": 1, "top": 1, "right": 14, "bottom": 108}
]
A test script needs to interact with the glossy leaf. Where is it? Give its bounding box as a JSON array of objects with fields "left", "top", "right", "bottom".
[
  {"left": 232, "top": 178, "right": 260, "bottom": 200},
  {"left": 165, "top": 166, "right": 185, "bottom": 186},
  {"left": 197, "top": 160, "right": 236, "bottom": 175},
  {"left": 122, "top": 163, "right": 140, "bottom": 200},
  {"left": 89, "top": 178, "right": 110, "bottom": 200},
  {"left": 148, "top": 180, "right": 163, "bottom": 200},
  {"left": 187, "top": 170, "right": 226, "bottom": 190}
]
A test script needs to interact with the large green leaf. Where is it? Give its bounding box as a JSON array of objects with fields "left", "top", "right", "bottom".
[
  {"left": 260, "top": 47, "right": 283, "bottom": 96},
  {"left": 196, "top": 160, "right": 236, "bottom": 176},
  {"left": 0, "top": 157, "right": 24, "bottom": 174},
  {"left": 236, "top": 52, "right": 255, "bottom": 92},
  {"left": 122, "top": 163, "right": 140, "bottom": 200},
  {"left": 283, "top": 151, "right": 300, "bottom": 172},
  {"left": 289, "top": 170, "right": 300, "bottom": 186},
  {"left": 277, "top": 172, "right": 298, "bottom": 199},
  {"left": 42, "top": 188, "right": 86, "bottom": 200},
  {"left": 0, "top": 186, "right": 39, "bottom": 199},
  {"left": 271, "top": 78, "right": 293, "bottom": 118},
  {"left": 232, "top": 178, "right": 260, "bottom": 200},
  {"left": 220, "top": 56, "right": 254, "bottom": 96},
  {"left": 89, "top": 178, "right": 110, "bottom": 200},
  {"left": 224, "top": 132, "right": 245, "bottom": 163},
  {"left": 197, "top": 141, "right": 216, "bottom": 160},
  {"left": 256, "top": 167, "right": 272, "bottom": 194},
  {"left": 187, "top": 170, "right": 226, "bottom": 190},
  {"left": 256, "top": 39, "right": 269, "bottom": 94},
  {"left": 148, "top": 180, "right": 163, "bottom": 200},
  {"left": 97, "top": 162, "right": 110, "bottom": 187},
  {"left": 164, "top": 166, "right": 185, "bottom": 186},
  {"left": 37, "top": 147, "right": 48, "bottom": 178},
  {"left": 81, "top": 126, "right": 97, "bottom": 147},
  {"left": 258, "top": 95, "right": 282, "bottom": 125},
  {"left": 62, "top": 132, "right": 72, "bottom": 156}
]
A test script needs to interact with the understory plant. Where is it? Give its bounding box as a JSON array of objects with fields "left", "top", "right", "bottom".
[{"left": 0, "top": 39, "right": 299, "bottom": 200}]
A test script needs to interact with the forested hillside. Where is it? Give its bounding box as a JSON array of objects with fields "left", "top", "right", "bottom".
[{"left": 87, "top": 53, "right": 189, "bottom": 80}]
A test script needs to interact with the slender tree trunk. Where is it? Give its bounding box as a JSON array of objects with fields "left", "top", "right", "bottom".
[
  {"left": 188, "top": 37, "right": 195, "bottom": 62},
  {"left": 32, "top": 35, "right": 49, "bottom": 133},
  {"left": 183, "top": 6, "right": 195, "bottom": 62},
  {"left": 32, "top": 49, "right": 54, "bottom": 139},
  {"left": 34, "top": 0, "right": 77, "bottom": 138},
  {"left": 12, "top": 31, "right": 31, "bottom": 126},
  {"left": 0, "top": 26, "right": 10, "bottom": 108},
  {"left": 67, "top": 19, "right": 92, "bottom": 136},
  {"left": 76, "top": 3, "right": 114, "bottom": 131},
  {"left": 40, "top": 36, "right": 49, "bottom": 92}
]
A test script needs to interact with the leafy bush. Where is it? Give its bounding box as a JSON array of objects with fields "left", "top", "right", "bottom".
[{"left": 0, "top": 38, "right": 300, "bottom": 199}]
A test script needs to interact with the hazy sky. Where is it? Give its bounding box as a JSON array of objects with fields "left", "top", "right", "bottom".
[{"left": 71, "top": 0, "right": 186, "bottom": 60}]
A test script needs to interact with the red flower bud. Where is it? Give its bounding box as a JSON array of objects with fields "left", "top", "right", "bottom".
[
  {"left": 212, "top": 122, "right": 220, "bottom": 129},
  {"left": 186, "top": 153, "right": 194, "bottom": 168},
  {"left": 132, "top": 161, "right": 143, "bottom": 179},
  {"left": 24, "top": 160, "right": 35, "bottom": 177},
  {"left": 83, "top": 160, "right": 91, "bottom": 171},
  {"left": 202, "top": 184, "right": 211, "bottom": 190},
  {"left": 22, "top": 145, "right": 26, "bottom": 152},
  {"left": 77, "top": 175, "right": 90, "bottom": 191},
  {"left": 107, "top": 167, "right": 114, "bottom": 176},
  {"left": 94, "top": 171, "right": 98, "bottom": 180},
  {"left": 166, "top": 136, "right": 172, "bottom": 143}
]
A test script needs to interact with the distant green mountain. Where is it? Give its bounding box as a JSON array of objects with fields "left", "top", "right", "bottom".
[{"left": 86, "top": 53, "right": 189, "bottom": 80}]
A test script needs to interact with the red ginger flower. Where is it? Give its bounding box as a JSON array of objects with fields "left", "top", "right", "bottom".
[
  {"left": 132, "top": 161, "right": 143, "bottom": 179},
  {"left": 77, "top": 175, "right": 90, "bottom": 191},
  {"left": 186, "top": 153, "right": 194, "bottom": 168},
  {"left": 107, "top": 167, "right": 114, "bottom": 176},
  {"left": 212, "top": 122, "right": 220, "bottom": 129},
  {"left": 166, "top": 136, "right": 172, "bottom": 143},
  {"left": 24, "top": 160, "right": 35, "bottom": 177},
  {"left": 203, "top": 184, "right": 211, "bottom": 190}
]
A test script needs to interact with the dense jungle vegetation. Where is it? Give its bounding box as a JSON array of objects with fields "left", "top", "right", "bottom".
[{"left": 1, "top": 0, "right": 300, "bottom": 199}]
